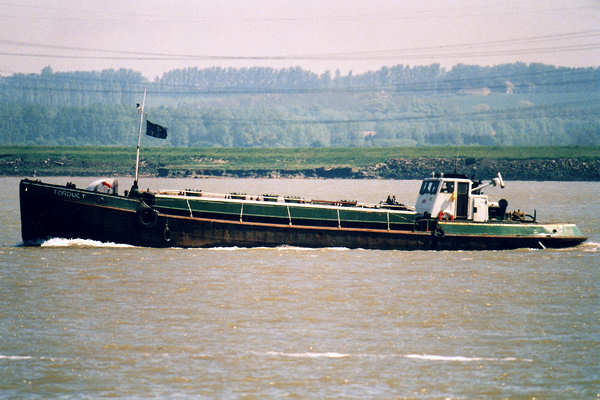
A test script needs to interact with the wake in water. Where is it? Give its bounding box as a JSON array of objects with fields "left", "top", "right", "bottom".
[
  {"left": 259, "top": 351, "right": 533, "bottom": 362},
  {"left": 403, "top": 354, "right": 533, "bottom": 362},
  {"left": 1, "top": 350, "right": 533, "bottom": 364},
  {"left": 264, "top": 351, "right": 350, "bottom": 358},
  {"left": 0, "top": 355, "right": 33, "bottom": 360},
  {"left": 40, "top": 238, "right": 134, "bottom": 248},
  {"left": 522, "top": 240, "right": 599, "bottom": 253},
  {"left": 581, "top": 241, "right": 600, "bottom": 252},
  {"left": 0, "top": 354, "right": 66, "bottom": 362},
  {"left": 25, "top": 238, "right": 598, "bottom": 252},
  {"left": 20, "top": 239, "right": 350, "bottom": 251}
]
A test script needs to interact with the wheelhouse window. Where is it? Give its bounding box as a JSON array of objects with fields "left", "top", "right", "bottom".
[
  {"left": 419, "top": 180, "right": 440, "bottom": 195},
  {"left": 440, "top": 181, "right": 455, "bottom": 193}
]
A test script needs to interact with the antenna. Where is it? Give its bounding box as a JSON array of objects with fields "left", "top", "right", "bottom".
[{"left": 134, "top": 88, "right": 146, "bottom": 188}]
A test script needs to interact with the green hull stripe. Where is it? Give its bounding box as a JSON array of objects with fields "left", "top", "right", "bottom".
[
  {"left": 438, "top": 221, "right": 584, "bottom": 238},
  {"left": 156, "top": 195, "right": 417, "bottom": 224}
]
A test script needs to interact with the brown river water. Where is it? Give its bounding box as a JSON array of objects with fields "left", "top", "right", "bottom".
[{"left": 0, "top": 177, "right": 598, "bottom": 398}]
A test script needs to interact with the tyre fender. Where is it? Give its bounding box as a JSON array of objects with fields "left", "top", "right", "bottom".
[
  {"left": 136, "top": 206, "right": 158, "bottom": 228},
  {"left": 432, "top": 226, "right": 445, "bottom": 238},
  {"left": 163, "top": 223, "right": 172, "bottom": 243}
]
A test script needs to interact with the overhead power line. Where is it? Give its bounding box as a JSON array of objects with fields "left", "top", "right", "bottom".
[
  {"left": 0, "top": 82, "right": 596, "bottom": 97},
  {"left": 0, "top": 30, "right": 599, "bottom": 61},
  {"left": 0, "top": 43, "right": 597, "bottom": 62},
  {"left": 0, "top": 1, "right": 595, "bottom": 23}
]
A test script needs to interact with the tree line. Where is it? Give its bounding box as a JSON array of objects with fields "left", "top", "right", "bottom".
[{"left": 0, "top": 63, "right": 598, "bottom": 147}]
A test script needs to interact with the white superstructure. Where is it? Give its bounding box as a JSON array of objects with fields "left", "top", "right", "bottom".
[{"left": 415, "top": 172, "right": 505, "bottom": 222}]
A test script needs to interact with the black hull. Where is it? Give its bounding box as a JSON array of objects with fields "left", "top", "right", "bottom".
[
  {"left": 20, "top": 180, "right": 587, "bottom": 250},
  {"left": 20, "top": 184, "right": 161, "bottom": 247},
  {"left": 154, "top": 215, "right": 587, "bottom": 250}
]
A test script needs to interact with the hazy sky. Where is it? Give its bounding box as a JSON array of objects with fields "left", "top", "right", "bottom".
[{"left": 1, "top": 0, "right": 599, "bottom": 79}]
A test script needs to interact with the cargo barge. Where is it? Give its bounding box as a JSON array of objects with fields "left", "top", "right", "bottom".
[{"left": 19, "top": 171, "right": 586, "bottom": 250}]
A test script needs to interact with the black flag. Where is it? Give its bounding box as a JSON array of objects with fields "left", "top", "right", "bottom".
[{"left": 146, "top": 120, "right": 167, "bottom": 139}]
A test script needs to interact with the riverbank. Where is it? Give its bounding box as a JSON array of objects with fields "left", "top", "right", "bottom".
[{"left": 2, "top": 146, "right": 599, "bottom": 181}]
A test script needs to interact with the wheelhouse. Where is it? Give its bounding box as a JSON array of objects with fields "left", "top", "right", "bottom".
[{"left": 415, "top": 172, "right": 506, "bottom": 222}]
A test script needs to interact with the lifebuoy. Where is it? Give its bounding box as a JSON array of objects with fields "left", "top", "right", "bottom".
[
  {"left": 438, "top": 211, "right": 455, "bottom": 221},
  {"left": 136, "top": 206, "right": 158, "bottom": 228}
]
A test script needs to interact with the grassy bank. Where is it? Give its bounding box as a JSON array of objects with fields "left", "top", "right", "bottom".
[{"left": 1, "top": 145, "right": 599, "bottom": 178}]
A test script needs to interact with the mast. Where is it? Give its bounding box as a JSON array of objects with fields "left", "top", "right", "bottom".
[{"left": 134, "top": 88, "right": 146, "bottom": 187}]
